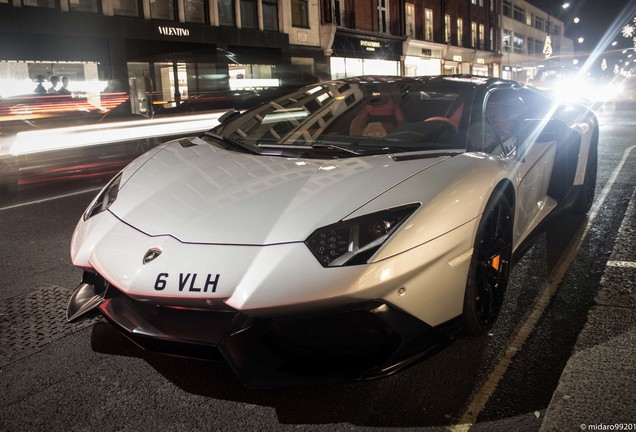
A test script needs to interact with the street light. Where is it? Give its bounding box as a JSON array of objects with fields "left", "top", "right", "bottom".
[
  {"left": 573, "top": 17, "right": 580, "bottom": 24},
  {"left": 578, "top": 37, "right": 585, "bottom": 44},
  {"left": 562, "top": 2, "right": 570, "bottom": 9}
]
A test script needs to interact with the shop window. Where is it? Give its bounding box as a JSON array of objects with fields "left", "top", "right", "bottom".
[
  {"left": 22, "top": 0, "right": 55, "bottom": 8},
  {"left": 240, "top": 0, "right": 258, "bottom": 29},
  {"left": 292, "top": 0, "right": 309, "bottom": 28},
  {"left": 113, "top": 0, "right": 139, "bottom": 16},
  {"left": 185, "top": 0, "right": 205, "bottom": 23},
  {"left": 218, "top": 0, "right": 235, "bottom": 26},
  {"left": 229, "top": 64, "right": 279, "bottom": 90},
  {"left": 150, "top": 0, "right": 175, "bottom": 20},
  {"left": 262, "top": 0, "right": 278, "bottom": 31},
  {"left": 69, "top": 0, "right": 100, "bottom": 12}
]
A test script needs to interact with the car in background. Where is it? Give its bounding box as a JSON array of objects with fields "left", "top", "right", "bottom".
[{"left": 67, "top": 75, "right": 598, "bottom": 387}]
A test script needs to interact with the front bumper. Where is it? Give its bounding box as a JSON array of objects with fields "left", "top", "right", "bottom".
[{"left": 69, "top": 272, "right": 457, "bottom": 387}]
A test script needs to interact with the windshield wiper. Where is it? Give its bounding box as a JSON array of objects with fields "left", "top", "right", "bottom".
[
  {"left": 258, "top": 142, "right": 388, "bottom": 157},
  {"left": 310, "top": 143, "right": 366, "bottom": 155},
  {"left": 202, "top": 132, "right": 261, "bottom": 155}
]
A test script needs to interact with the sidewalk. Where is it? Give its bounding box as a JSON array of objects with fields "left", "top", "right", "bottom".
[{"left": 541, "top": 189, "right": 636, "bottom": 430}]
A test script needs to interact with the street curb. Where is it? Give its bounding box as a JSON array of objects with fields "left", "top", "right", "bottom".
[{"left": 540, "top": 188, "right": 636, "bottom": 431}]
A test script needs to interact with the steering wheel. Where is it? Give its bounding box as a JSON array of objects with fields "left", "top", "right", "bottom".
[{"left": 424, "top": 116, "right": 459, "bottom": 132}]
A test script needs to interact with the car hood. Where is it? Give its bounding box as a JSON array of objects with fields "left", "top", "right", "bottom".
[{"left": 109, "top": 139, "right": 448, "bottom": 244}]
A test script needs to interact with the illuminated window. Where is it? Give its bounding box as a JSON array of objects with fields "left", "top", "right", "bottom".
[
  {"left": 150, "top": 0, "right": 174, "bottom": 20},
  {"left": 69, "top": 0, "right": 99, "bottom": 12},
  {"left": 471, "top": 21, "right": 477, "bottom": 47},
  {"left": 444, "top": 14, "right": 451, "bottom": 43},
  {"left": 479, "top": 24, "right": 485, "bottom": 49},
  {"left": 185, "top": 0, "right": 205, "bottom": 23},
  {"left": 22, "top": 0, "right": 55, "bottom": 7},
  {"left": 425, "top": 9, "right": 433, "bottom": 41},
  {"left": 405, "top": 3, "right": 414, "bottom": 37},
  {"left": 292, "top": 0, "right": 309, "bottom": 28},
  {"left": 218, "top": 0, "right": 235, "bottom": 26},
  {"left": 503, "top": 28, "right": 511, "bottom": 52},
  {"left": 113, "top": 0, "right": 138, "bottom": 16},
  {"left": 513, "top": 33, "right": 524, "bottom": 53},
  {"left": 457, "top": 18, "right": 463, "bottom": 46}
]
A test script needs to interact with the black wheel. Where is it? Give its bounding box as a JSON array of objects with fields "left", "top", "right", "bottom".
[
  {"left": 572, "top": 127, "right": 598, "bottom": 214},
  {"left": 462, "top": 190, "right": 513, "bottom": 336}
]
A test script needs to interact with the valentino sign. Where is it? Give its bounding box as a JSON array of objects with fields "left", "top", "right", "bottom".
[{"left": 157, "top": 26, "right": 190, "bottom": 37}]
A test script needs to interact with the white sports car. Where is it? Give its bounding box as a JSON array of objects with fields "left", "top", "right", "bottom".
[{"left": 67, "top": 76, "right": 598, "bottom": 387}]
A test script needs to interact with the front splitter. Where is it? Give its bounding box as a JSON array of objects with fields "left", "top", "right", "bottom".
[{"left": 84, "top": 275, "right": 457, "bottom": 387}]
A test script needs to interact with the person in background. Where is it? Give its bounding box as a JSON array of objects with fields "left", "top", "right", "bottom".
[
  {"left": 47, "top": 75, "right": 60, "bottom": 93},
  {"left": 57, "top": 76, "right": 71, "bottom": 95},
  {"left": 33, "top": 75, "right": 47, "bottom": 95}
]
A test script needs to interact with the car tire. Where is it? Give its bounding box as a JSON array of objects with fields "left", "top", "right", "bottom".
[
  {"left": 462, "top": 189, "right": 513, "bottom": 336},
  {"left": 571, "top": 127, "right": 598, "bottom": 214}
]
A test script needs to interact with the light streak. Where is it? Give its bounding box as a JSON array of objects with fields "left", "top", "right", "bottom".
[{"left": 8, "top": 113, "right": 222, "bottom": 156}]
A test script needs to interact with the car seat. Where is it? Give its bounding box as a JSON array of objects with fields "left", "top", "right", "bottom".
[{"left": 349, "top": 94, "right": 405, "bottom": 137}]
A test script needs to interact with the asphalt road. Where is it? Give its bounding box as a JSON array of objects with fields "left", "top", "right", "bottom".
[{"left": 0, "top": 103, "right": 635, "bottom": 431}]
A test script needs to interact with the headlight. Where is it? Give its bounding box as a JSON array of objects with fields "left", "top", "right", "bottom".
[
  {"left": 306, "top": 204, "right": 419, "bottom": 267},
  {"left": 83, "top": 173, "right": 122, "bottom": 221}
]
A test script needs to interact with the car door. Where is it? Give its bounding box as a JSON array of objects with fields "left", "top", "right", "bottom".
[{"left": 483, "top": 89, "right": 557, "bottom": 246}]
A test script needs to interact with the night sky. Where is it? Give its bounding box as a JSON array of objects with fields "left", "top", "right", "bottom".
[{"left": 527, "top": 0, "right": 636, "bottom": 53}]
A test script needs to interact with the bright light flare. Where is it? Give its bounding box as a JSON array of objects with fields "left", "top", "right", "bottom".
[
  {"left": 552, "top": 76, "right": 625, "bottom": 104},
  {"left": 8, "top": 113, "right": 222, "bottom": 156}
]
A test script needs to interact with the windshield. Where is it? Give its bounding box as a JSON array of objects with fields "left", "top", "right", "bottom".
[{"left": 210, "top": 77, "right": 472, "bottom": 157}]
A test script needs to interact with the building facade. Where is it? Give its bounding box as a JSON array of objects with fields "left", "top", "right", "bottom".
[
  {"left": 0, "top": 0, "right": 323, "bottom": 113},
  {"left": 319, "top": 0, "right": 502, "bottom": 80},
  {"left": 1, "top": 0, "right": 569, "bottom": 115},
  {"left": 500, "top": 0, "right": 574, "bottom": 82}
]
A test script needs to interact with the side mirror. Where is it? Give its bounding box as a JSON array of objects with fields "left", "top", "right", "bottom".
[{"left": 218, "top": 109, "right": 241, "bottom": 124}]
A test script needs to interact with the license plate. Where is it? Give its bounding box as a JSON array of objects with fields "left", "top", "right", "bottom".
[{"left": 153, "top": 272, "right": 220, "bottom": 293}]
